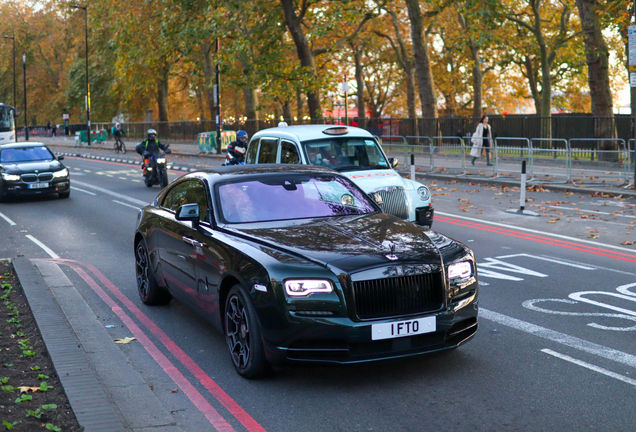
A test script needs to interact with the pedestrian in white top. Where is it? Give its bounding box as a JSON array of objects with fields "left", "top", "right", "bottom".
[{"left": 470, "top": 115, "right": 493, "bottom": 166}]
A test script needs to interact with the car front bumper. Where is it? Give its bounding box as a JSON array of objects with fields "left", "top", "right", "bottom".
[
  {"left": 2, "top": 178, "right": 70, "bottom": 197},
  {"left": 415, "top": 205, "right": 434, "bottom": 228},
  {"left": 260, "top": 292, "right": 477, "bottom": 365}
]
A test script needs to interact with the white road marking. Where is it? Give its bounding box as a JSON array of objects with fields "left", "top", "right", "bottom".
[
  {"left": 548, "top": 205, "right": 636, "bottom": 219},
  {"left": 495, "top": 253, "right": 596, "bottom": 270},
  {"left": 436, "top": 211, "right": 636, "bottom": 255},
  {"left": 112, "top": 200, "right": 140, "bottom": 210},
  {"left": 25, "top": 235, "right": 60, "bottom": 259},
  {"left": 71, "top": 186, "right": 96, "bottom": 196},
  {"left": 479, "top": 257, "right": 547, "bottom": 277},
  {"left": 71, "top": 180, "right": 148, "bottom": 206},
  {"left": 480, "top": 308, "right": 636, "bottom": 369},
  {"left": 541, "top": 349, "right": 636, "bottom": 387},
  {"left": 0, "top": 211, "right": 16, "bottom": 226}
]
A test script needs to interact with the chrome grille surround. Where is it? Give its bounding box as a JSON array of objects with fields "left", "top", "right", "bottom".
[
  {"left": 375, "top": 186, "right": 409, "bottom": 220},
  {"left": 352, "top": 272, "right": 444, "bottom": 320}
]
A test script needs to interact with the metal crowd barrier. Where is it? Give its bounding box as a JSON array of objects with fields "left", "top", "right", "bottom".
[
  {"left": 379, "top": 135, "right": 409, "bottom": 165},
  {"left": 493, "top": 137, "right": 530, "bottom": 179},
  {"left": 529, "top": 138, "right": 570, "bottom": 183},
  {"left": 429, "top": 136, "right": 467, "bottom": 175},
  {"left": 568, "top": 138, "right": 628, "bottom": 185},
  {"left": 405, "top": 136, "right": 433, "bottom": 170}
]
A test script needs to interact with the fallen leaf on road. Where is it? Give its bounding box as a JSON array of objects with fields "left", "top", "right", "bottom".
[
  {"left": 589, "top": 234, "right": 600, "bottom": 239},
  {"left": 621, "top": 241, "right": 633, "bottom": 245},
  {"left": 171, "top": 389, "right": 179, "bottom": 393},
  {"left": 587, "top": 229, "right": 599, "bottom": 233},
  {"left": 115, "top": 337, "right": 137, "bottom": 344},
  {"left": 18, "top": 386, "right": 40, "bottom": 393}
]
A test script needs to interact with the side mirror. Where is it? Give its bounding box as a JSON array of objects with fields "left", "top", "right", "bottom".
[
  {"left": 387, "top": 157, "right": 398, "bottom": 169},
  {"left": 176, "top": 203, "right": 200, "bottom": 228},
  {"left": 57, "top": 155, "right": 65, "bottom": 161},
  {"left": 368, "top": 192, "right": 384, "bottom": 206}
]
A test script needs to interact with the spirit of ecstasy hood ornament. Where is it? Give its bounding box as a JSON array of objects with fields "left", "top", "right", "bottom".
[{"left": 385, "top": 243, "right": 398, "bottom": 261}]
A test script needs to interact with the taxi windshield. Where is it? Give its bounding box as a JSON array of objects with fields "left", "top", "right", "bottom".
[
  {"left": 216, "top": 174, "right": 376, "bottom": 224},
  {"left": 300, "top": 138, "right": 389, "bottom": 172}
]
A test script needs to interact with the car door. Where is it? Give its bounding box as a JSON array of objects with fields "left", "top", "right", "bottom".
[
  {"left": 279, "top": 140, "right": 301, "bottom": 164},
  {"left": 257, "top": 138, "right": 279, "bottom": 164},
  {"left": 156, "top": 180, "right": 201, "bottom": 305}
]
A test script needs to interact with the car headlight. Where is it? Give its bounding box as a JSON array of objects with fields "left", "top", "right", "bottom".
[
  {"left": 52, "top": 168, "right": 69, "bottom": 178},
  {"left": 1, "top": 173, "right": 21, "bottom": 181},
  {"left": 448, "top": 261, "right": 472, "bottom": 279},
  {"left": 284, "top": 279, "right": 333, "bottom": 297},
  {"left": 156, "top": 158, "right": 166, "bottom": 164},
  {"left": 417, "top": 186, "right": 430, "bottom": 201}
]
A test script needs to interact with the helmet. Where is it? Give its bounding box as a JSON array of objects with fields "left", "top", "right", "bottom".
[
  {"left": 236, "top": 130, "right": 248, "bottom": 143},
  {"left": 147, "top": 128, "right": 157, "bottom": 140}
]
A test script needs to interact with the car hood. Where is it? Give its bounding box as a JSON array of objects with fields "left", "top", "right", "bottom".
[
  {"left": 339, "top": 169, "right": 407, "bottom": 193},
  {"left": 225, "top": 213, "right": 442, "bottom": 273},
  {"left": 1, "top": 160, "right": 63, "bottom": 174}
]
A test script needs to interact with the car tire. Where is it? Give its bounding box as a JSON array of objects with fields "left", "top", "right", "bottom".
[
  {"left": 225, "top": 285, "right": 269, "bottom": 379},
  {"left": 144, "top": 177, "right": 152, "bottom": 187},
  {"left": 58, "top": 190, "right": 70, "bottom": 199},
  {"left": 160, "top": 170, "right": 168, "bottom": 188},
  {"left": 135, "top": 239, "right": 172, "bottom": 305}
]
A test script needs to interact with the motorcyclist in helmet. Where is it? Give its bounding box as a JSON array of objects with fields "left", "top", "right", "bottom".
[
  {"left": 223, "top": 130, "right": 248, "bottom": 166},
  {"left": 139, "top": 129, "right": 170, "bottom": 181}
]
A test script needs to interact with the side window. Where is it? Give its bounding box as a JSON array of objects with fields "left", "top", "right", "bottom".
[
  {"left": 245, "top": 140, "right": 258, "bottom": 164},
  {"left": 257, "top": 138, "right": 278, "bottom": 164},
  {"left": 280, "top": 140, "right": 300, "bottom": 164},
  {"left": 161, "top": 180, "right": 211, "bottom": 223}
]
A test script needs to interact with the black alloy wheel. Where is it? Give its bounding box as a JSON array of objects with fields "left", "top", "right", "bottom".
[
  {"left": 135, "top": 240, "right": 171, "bottom": 305},
  {"left": 225, "top": 286, "right": 269, "bottom": 379}
]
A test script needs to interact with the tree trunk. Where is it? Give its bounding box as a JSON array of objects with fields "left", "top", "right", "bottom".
[
  {"left": 575, "top": 0, "right": 615, "bottom": 153},
  {"left": 469, "top": 44, "right": 482, "bottom": 120},
  {"left": 202, "top": 40, "right": 217, "bottom": 123},
  {"left": 523, "top": 57, "right": 542, "bottom": 116},
  {"left": 156, "top": 65, "right": 169, "bottom": 122},
  {"left": 296, "top": 89, "right": 304, "bottom": 123},
  {"left": 404, "top": 0, "right": 437, "bottom": 126},
  {"left": 280, "top": 0, "right": 322, "bottom": 121},
  {"left": 353, "top": 46, "right": 366, "bottom": 129},
  {"left": 282, "top": 101, "right": 292, "bottom": 122},
  {"left": 240, "top": 55, "right": 259, "bottom": 136}
]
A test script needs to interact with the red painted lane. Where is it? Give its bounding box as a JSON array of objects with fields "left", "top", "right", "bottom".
[
  {"left": 52, "top": 259, "right": 267, "bottom": 432},
  {"left": 53, "top": 261, "right": 236, "bottom": 432},
  {"left": 435, "top": 215, "right": 636, "bottom": 263}
]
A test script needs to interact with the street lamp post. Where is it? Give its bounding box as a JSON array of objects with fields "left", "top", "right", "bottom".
[
  {"left": 71, "top": 4, "right": 90, "bottom": 146},
  {"left": 1, "top": 35, "right": 16, "bottom": 109},
  {"left": 22, "top": 53, "right": 27, "bottom": 141}
]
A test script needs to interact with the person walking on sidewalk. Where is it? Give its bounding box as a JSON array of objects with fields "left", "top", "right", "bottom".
[{"left": 470, "top": 115, "right": 493, "bottom": 166}]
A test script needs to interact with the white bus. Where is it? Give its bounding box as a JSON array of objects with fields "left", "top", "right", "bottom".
[{"left": 0, "top": 103, "right": 16, "bottom": 144}]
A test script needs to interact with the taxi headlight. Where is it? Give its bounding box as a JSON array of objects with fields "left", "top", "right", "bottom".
[
  {"left": 1, "top": 173, "right": 21, "bottom": 181},
  {"left": 52, "top": 168, "right": 69, "bottom": 178},
  {"left": 448, "top": 261, "right": 472, "bottom": 279},
  {"left": 284, "top": 279, "right": 333, "bottom": 297},
  {"left": 417, "top": 186, "right": 431, "bottom": 201}
]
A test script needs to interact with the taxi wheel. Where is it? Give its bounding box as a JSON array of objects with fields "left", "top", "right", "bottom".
[
  {"left": 135, "top": 239, "right": 171, "bottom": 305},
  {"left": 224, "top": 286, "right": 269, "bottom": 379}
]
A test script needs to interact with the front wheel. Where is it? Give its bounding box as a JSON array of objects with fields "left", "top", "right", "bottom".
[
  {"left": 58, "top": 190, "right": 70, "bottom": 199},
  {"left": 120, "top": 142, "right": 126, "bottom": 154},
  {"left": 225, "top": 286, "right": 269, "bottom": 379},
  {"left": 135, "top": 239, "right": 172, "bottom": 305},
  {"left": 160, "top": 170, "right": 168, "bottom": 188}
]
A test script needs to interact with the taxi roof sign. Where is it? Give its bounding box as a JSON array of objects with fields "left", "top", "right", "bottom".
[{"left": 322, "top": 127, "right": 349, "bottom": 135}]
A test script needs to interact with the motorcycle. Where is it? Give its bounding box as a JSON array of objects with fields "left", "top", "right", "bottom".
[{"left": 139, "top": 144, "right": 171, "bottom": 188}]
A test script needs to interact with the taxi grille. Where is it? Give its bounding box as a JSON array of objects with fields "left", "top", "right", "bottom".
[
  {"left": 376, "top": 187, "right": 408, "bottom": 219},
  {"left": 352, "top": 273, "right": 444, "bottom": 319},
  {"left": 21, "top": 173, "right": 53, "bottom": 182}
]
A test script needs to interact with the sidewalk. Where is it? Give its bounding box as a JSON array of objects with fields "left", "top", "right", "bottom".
[{"left": 13, "top": 258, "right": 184, "bottom": 432}]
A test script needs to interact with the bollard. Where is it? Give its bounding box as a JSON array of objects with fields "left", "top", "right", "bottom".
[
  {"left": 410, "top": 154, "right": 415, "bottom": 181},
  {"left": 506, "top": 160, "right": 539, "bottom": 217}
]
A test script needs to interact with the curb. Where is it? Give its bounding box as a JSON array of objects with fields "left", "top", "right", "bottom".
[{"left": 13, "top": 258, "right": 183, "bottom": 432}]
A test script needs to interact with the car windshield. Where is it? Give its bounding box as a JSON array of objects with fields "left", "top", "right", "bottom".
[
  {"left": 217, "top": 174, "right": 376, "bottom": 224},
  {"left": 300, "top": 137, "right": 389, "bottom": 172},
  {"left": 0, "top": 146, "right": 54, "bottom": 163}
]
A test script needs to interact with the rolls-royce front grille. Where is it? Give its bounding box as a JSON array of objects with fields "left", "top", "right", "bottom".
[
  {"left": 352, "top": 273, "right": 444, "bottom": 319},
  {"left": 376, "top": 187, "right": 409, "bottom": 220},
  {"left": 21, "top": 173, "right": 53, "bottom": 182}
]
